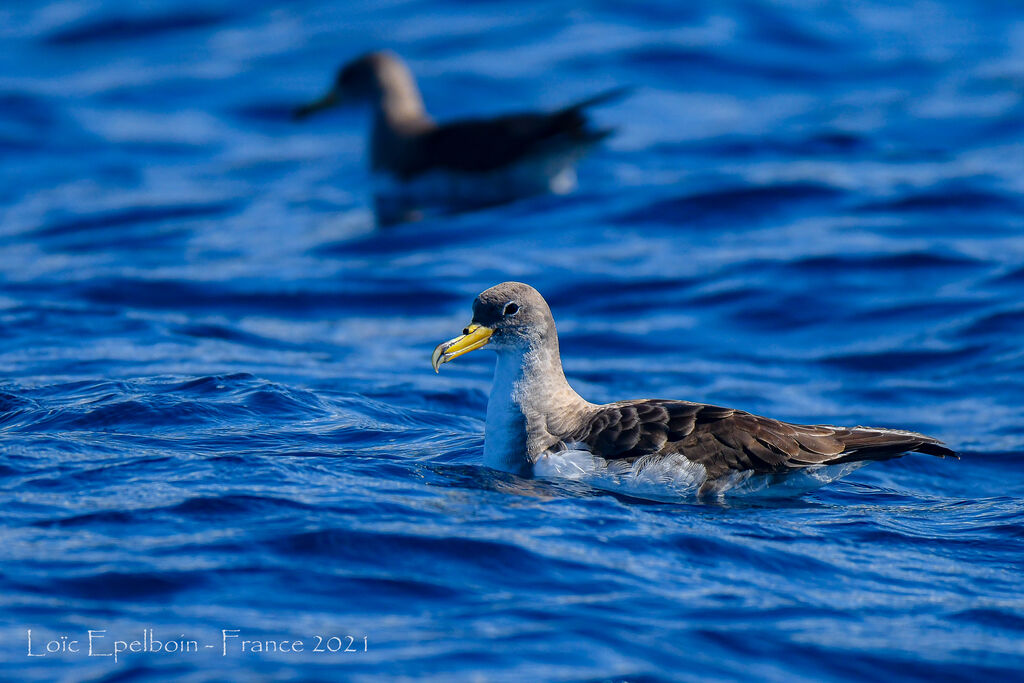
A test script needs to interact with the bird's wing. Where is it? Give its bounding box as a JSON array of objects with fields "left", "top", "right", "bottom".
[
  {"left": 567, "top": 400, "right": 955, "bottom": 479},
  {"left": 404, "top": 88, "right": 629, "bottom": 177},
  {"left": 406, "top": 112, "right": 601, "bottom": 176}
]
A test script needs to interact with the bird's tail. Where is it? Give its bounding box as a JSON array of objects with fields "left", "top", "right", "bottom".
[
  {"left": 839, "top": 428, "right": 958, "bottom": 462},
  {"left": 562, "top": 86, "right": 634, "bottom": 113},
  {"left": 545, "top": 86, "right": 631, "bottom": 145}
]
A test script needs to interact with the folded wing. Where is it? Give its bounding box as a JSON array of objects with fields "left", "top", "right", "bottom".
[
  {"left": 404, "top": 88, "right": 629, "bottom": 178},
  {"left": 569, "top": 400, "right": 955, "bottom": 480}
]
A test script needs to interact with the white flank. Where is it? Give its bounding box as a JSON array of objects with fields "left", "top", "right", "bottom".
[
  {"left": 533, "top": 445, "right": 869, "bottom": 502},
  {"left": 373, "top": 152, "right": 581, "bottom": 208}
]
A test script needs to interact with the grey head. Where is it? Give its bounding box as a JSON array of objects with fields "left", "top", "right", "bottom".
[
  {"left": 432, "top": 282, "right": 557, "bottom": 371},
  {"left": 293, "top": 50, "right": 425, "bottom": 120}
]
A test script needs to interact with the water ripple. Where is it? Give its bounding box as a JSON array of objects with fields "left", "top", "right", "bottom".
[{"left": 2, "top": 0, "right": 1023, "bottom": 680}]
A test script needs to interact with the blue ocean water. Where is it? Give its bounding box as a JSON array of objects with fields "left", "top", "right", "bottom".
[{"left": 2, "top": 0, "right": 1023, "bottom": 680}]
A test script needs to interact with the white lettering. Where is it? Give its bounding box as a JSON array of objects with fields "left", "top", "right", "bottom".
[
  {"left": 88, "top": 630, "right": 111, "bottom": 657},
  {"left": 221, "top": 629, "right": 239, "bottom": 656}
]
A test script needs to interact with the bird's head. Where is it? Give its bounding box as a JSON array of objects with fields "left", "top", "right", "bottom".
[
  {"left": 293, "top": 51, "right": 412, "bottom": 119},
  {"left": 432, "top": 282, "right": 556, "bottom": 372}
]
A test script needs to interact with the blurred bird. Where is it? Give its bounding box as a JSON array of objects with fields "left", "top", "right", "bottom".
[
  {"left": 432, "top": 282, "right": 957, "bottom": 497},
  {"left": 294, "top": 51, "right": 628, "bottom": 218}
]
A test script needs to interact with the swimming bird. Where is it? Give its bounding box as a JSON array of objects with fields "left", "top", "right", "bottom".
[
  {"left": 431, "top": 282, "right": 956, "bottom": 497},
  {"left": 294, "top": 51, "right": 627, "bottom": 213}
]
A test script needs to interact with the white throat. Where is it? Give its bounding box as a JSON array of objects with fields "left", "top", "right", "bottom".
[
  {"left": 484, "top": 349, "right": 531, "bottom": 473},
  {"left": 483, "top": 343, "right": 590, "bottom": 474}
]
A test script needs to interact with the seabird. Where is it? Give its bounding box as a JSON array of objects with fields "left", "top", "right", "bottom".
[
  {"left": 431, "top": 282, "right": 956, "bottom": 496},
  {"left": 294, "top": 51, "right": 627, "bottom": 211}
]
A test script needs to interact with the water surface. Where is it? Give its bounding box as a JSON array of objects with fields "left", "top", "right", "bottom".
[{"left": 2, "top": 0, "right": 1023, "bottom": 680}]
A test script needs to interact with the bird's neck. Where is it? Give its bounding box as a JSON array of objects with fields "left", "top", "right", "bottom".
[
  {"left": 368, "top": 62, "right": 429, "bottom": 132},
  {"left": 369, "top": 76, "right": 431, "bottom": 173},
  {"left": 374, "top": 82, "right": 427, "bottom": 127},
  {"left": 484, "top": 340, "right": 591, "bottom": 474}
]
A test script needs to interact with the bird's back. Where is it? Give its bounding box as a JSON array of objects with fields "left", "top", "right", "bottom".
[
  {"left": 567, "top": 399, "right": 955, "bottom": 481},
  {"left": 391, "top": 108, "right": 605, "bottom": 178}
]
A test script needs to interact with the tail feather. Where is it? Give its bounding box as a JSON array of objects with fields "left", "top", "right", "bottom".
[
  {"left": 908, "top": 439, "right": 957, "bottom": 458},
  {"left": 488, "top": 85, "right": 627, "bottom": 161},
  {"left": 562, "top": 86, "right": 634, "bottom": 113},
  {"left": 837, "top": 427, "right": 957, "bottom": 463},
  {"left": 573, "top": 126, "right": 615, "bottom": 145}
]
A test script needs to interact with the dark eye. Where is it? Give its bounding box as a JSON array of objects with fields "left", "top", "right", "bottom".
[{"left": 503, "top": 302, "right": 519, "bottom": 317}]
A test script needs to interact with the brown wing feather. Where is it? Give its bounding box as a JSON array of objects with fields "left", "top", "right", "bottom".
[
  {"left": 407, "top": 109, "right": 606, "bottom": 177},
  {"left": 403, "top": 88, "right": 631, "bottom": 178},
  {"left": 567, "top": 400, "right": 955, "bottom": 479}
]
